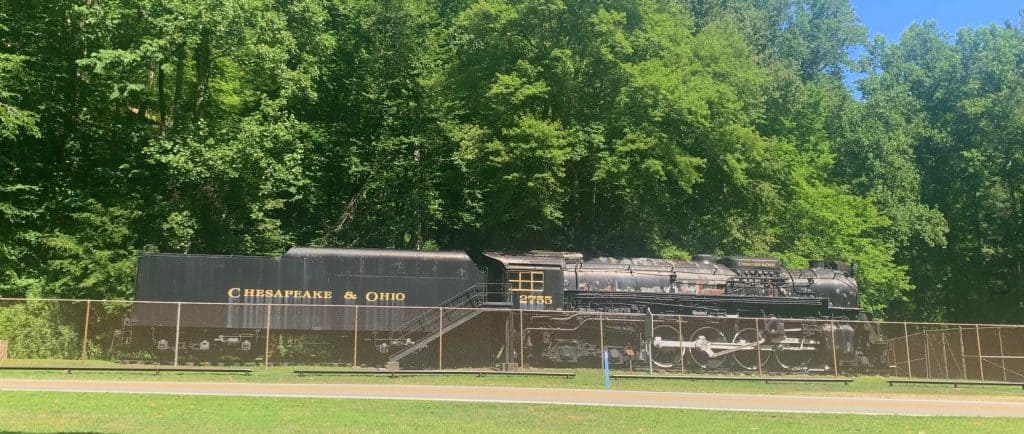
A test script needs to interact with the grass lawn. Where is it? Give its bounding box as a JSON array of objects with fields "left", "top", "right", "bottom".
[
  {"left": 0, "top": 391, "right": 1019, "bottom": 433},
  {"left": 2, "top": 359, "right": 1024, "bottom": 399}
]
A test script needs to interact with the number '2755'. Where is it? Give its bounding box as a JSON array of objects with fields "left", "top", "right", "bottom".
[{"left": 519, "top": 295, "right": 553, "bottom": 304}]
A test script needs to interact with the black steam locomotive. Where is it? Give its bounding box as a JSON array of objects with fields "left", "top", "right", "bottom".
[{"left": 130, "top": 247, "right": 886, "bottom": 372}]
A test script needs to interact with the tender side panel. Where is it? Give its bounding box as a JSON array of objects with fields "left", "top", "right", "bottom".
[
  {"left": 133, "top": 249, "right": 488, "bottom": 332},
  {"left": 133, "top": 254, "right": 284, "bottom": 329}
]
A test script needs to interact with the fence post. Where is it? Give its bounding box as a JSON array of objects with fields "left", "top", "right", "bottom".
[
  {"left": 80, "top": 300, "right": 91, "bottom": 360},
  {"left": 506, "top": 310, "right": 514, "bottom": 365},
  {"left": 831, "top": 320, "right": 839, "bottom": 377},
  {"left": 352, "top": 305, "right": 359, "bottom": 367},
  {"left": 754, "top": 318, "right": 763, "bottom": 376},
  {"left": 975, "top": 324, "right": 985, "bottom": 381},
  {"left": 998, "top": 328, "right": 1007, "bottom": 382},
  {"left": 264, "top": 304, "right": 272, "bottom": 369},
  {"left": 173, "top": 302, "right": 182, "bottom": 367},
  {"left": 924, "top": 329, "right": 931, "bottom": 378},
  {"left": 519, "top": 309, "right": 525, "bottom": 368},
  {"left": 599, "top": 313, "right": 605, "bottom": 359},
  {"left": 677, "top": 316, "right": 685, "bottom": 375},
  {"left": 958, "top": 326, "right": 967, "bottom": 379},
  {"left": 646, "top": 311, "right": 654, "bottom": 375},
  {"left": 438, "top": 307, "right": 444, "bottom": 370},
  {"left": 941, "top": 331, "right": 950, "bottom": 379},
  {"left": 903, "top": 322, "right": 912, "bottom": 378},
  {"left": 603, "top": 347, "right": 610, "bottom": 390}
]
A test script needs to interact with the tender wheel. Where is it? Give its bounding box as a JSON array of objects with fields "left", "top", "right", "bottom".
[
  {"left": 731, "top": 328, "right": 769, "bottom": 371},
  {"left": 651, "top": 325, "right": 683, "bottom": 368},
  {"left": 774, "top": 335, "right": 814, "bottom": 371},
  {"left": 687, "top": 326, "right": 727, "bottom": 370}
]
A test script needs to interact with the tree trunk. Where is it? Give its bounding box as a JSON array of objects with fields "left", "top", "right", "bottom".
[
  {"left": 171, "top": 42, "right": 185, "bottom": 131},
  {"left": 158, "top": 60, "right": 166, "bottom": 135},
  {"left": 193, "top": 30, "right": 211, "bottom": 125},
  {"left": 58, "top": 7, "right": 81, "bottom": 168}
]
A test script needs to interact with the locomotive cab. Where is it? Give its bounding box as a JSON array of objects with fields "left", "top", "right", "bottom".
[{"left": 478, "top": 251, "right": 575, "bottom": 310}]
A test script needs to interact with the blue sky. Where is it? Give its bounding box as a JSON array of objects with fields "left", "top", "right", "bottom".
[
  {"left": 851, "top": 0, "right": 1023, "bottom": 42},
  {"left": 845, "top": 1, "right": 1022, "bottom": 92}
]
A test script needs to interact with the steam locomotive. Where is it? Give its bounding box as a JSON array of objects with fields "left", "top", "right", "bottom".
[{"left": 130, "top": 247, "right": 886, "bottom": 372}]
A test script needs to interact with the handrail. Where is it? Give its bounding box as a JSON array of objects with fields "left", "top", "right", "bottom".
[{"left": 389, "top": 283, "right": 508, "bottom": 341}]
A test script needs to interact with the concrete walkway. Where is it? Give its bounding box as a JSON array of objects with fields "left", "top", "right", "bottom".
[{"left": 2, "top": 379, "right": 1023, "bottom": 417}]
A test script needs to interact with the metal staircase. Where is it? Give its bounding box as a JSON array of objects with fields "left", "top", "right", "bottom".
[
  {"left": 387, "top": 283, "right": 508, "bottom": 363},
  {"left": 120, "top": 315, "right": 134, "bottom": 346}
]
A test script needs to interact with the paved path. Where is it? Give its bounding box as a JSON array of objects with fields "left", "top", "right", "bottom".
[{"left": 2, "top": 379, "right": 1023, "bottom": 417}]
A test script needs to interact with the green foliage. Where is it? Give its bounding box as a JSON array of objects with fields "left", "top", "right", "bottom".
[
  {"left": 856, "top": 21, "right": 1024, "bottom": 322},
  {"left": 0, "top": 53, "right": 40, "bottom": 140},
  {"left": 0, "top": 0, "right": 1019, "bottom": 322},
  {"left": 0, "top": 302, "right": 80, "bottom": 359},
  {"left": 41, "top": 201, "right": 139, "bottom": 299}
]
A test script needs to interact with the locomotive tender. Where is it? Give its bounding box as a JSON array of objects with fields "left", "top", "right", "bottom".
[{"left": 132, "top": 247, "right": 885, "bottom": 372}]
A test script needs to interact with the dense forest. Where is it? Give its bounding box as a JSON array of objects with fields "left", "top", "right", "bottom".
[{"left": 1, "top": 0, "right": 1022, "bottom": 323}]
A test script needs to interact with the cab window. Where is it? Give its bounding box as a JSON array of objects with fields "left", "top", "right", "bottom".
[{"left": 509, "top": 270, "right": 544, "bottom": 292}]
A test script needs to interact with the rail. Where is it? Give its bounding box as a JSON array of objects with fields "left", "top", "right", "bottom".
[
  {"left": 886, "top": 379, "right": 1024, "bottom": 389},
  {"left": 611, "top": 374, "right": 852, "bottom": 385},
  {"left": 0, "top": 366, "right": 252, "bottom": 375},
  {"left": 294, "top": 369, "right": 574, "bottom": 379}
]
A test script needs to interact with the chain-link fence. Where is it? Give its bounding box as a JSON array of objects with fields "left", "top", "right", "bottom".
[{"left": 1, "top": 298, "right": 1022, "bottom": 381}]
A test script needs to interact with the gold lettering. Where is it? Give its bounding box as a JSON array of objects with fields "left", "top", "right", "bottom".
[
  {"left": 223, "top": 288, "right": 339, "bottom": 299},
  {"left": 361, "top": 291, "right": 405, "bottom": 302}
]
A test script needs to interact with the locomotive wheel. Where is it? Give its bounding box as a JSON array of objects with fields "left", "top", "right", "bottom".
[
  {"left": 731, "top": 328, "right": 769, "bottom": 371},
  {"left": 651, "top": 325, "right": 683, "bottom": 368},
  {"left": 687, "top": 326, "right": 727, "bottom": 370},
  {"left": 774, "top": 335, "right": 814, "bottom": 371}
]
